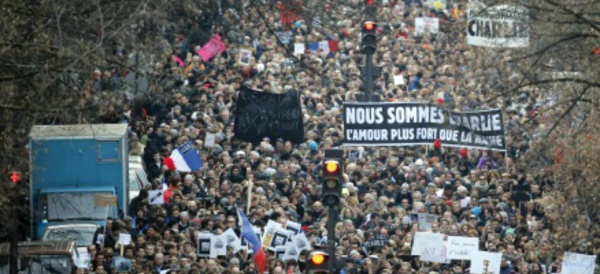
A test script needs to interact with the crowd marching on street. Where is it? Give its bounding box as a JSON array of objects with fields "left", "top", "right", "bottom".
[{"left": 80, "top": 0, "right": 596, "bottom": 273}]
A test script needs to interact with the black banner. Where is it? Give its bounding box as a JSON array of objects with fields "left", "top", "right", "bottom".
[
  {"left": 343, "top": 103, "right": 505, "bottom": 151},
  {"left": 234, "top": 86, "right": 304, "bottom": 144}
]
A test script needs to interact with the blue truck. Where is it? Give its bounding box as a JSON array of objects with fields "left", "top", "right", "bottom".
[{"left": 29, "top": 124, "right": 129, "bottom": 240}]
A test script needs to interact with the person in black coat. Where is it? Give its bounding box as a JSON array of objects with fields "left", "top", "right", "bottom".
[{"left": 129, "top": 189, "right": 149, "bottom": 217}]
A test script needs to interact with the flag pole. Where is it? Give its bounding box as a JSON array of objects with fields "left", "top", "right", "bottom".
[
  {"left": 102, "top": 205, "right": 109, "bottom": 247},
  {"left": 246, "top": 179, "right": 253, "bottom": 214}
]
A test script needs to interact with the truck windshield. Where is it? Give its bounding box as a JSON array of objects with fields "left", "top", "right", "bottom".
[
  {"left": 0, "top": 255, "right": 72, "bottom": 274},
  {"left": 43, "top": 227, "right": 96, "bottom": 248},
  {"left": 47, "top": 192, "right": 113, "bottom": 221}
]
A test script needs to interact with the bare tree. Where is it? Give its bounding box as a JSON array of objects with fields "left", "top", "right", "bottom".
[{"left": 0, "top": 0, "right": 216, "bottom": 272}]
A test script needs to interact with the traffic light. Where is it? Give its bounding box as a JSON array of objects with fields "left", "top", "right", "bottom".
[
  {"left": 322, "top": 160, "right": 342, "bottom": 207},
  {"left": 361, "top": 0, "right": 378, "bottom": 55},
  {"left": 361, "top": 20, "right": 377, "bottom": 54},
  {"left": 9, "top": 171, "right": 21, "bottom": 184},
  {"left": 305, "top": 250, "right": 330, "bottom": 274}
]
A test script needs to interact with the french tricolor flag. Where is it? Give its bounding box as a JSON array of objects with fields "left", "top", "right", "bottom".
[
  {"left": 239, "top": 209, "right": 267, "bottom": 273},
  {"left": 169, "top": 141, "right": 203, "bottom": 172}
]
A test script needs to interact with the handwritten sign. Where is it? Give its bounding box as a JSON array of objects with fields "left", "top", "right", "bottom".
[
  {"left": 197, "top": 34, "right": 226, "bottom": 62},
  {"left": 562, "top": 252, "right": 597, "bottom": 274},
  {"left": 446, "top": 236, "right": 479, "bottom": 260},
  {"left": 470, "top": 251, "right": 501, "bottom": 274},
  {"left": 412, "top": 232, "right": 445, "bottom": 263}
]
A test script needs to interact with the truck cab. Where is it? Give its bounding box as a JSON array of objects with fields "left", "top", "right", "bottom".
[{"left": 0, "top": 241, "right": 79, "bottom": 274}]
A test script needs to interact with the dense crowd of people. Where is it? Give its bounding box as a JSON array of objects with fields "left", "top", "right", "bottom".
[{"left": 83, "top": 0, "right": 592, "bottom": 273}]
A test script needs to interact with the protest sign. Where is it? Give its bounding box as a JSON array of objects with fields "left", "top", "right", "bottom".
[
  {"left": 467, "top": 5, "right": 529, "bottom": 48},
  {"left": 262, "top": 220, "right": 282, "bottom": 248},
  {"left": 393, "top": 75, "right": 405, "bottom": 86},
  {"left": 76, "top": 253, "right": 91, "bottom": 269},
  {"left": 343, "top": 102, "right": 506, "bottom": 151},
  {"left": 561, "top": 252, "right": 597, "bottom": 274},
  {"left": 294, "top": 43, "right": 305, "bottom": 55},
  {"left": 363, "top": 234, "right": 386, "bottom": 249},
  {"left": 113, "top": 256, "right": 131, "bottom": 271},
  {"left": 412, "top": 232, "right": 446, "bottom": 263},
  {"left": 275, "top": 31, "right": 293, "bottom": 44},
  {"left": 348, "top": 149, "right": 363, "bottom": 160},
  {"left": 274, "top": 246, "right": 287, "bottom": 259},
  {"left": 197, "top": 34, "right": 226, "bottom": 62},
  {"left": 418, "top": 213, "right": 439, "bottom": 231},
  {"left": 234, "top": 86, "right": 304, "bottom": 144},
  {"left": 210, "top": 234, "right": 227, "bottom": 258},
  {"left": 238, "top": 49, "right": 252, "bottom": 66},
  {"left": 223, "top": 228, "right": 242, "bottom": 253},
  {"left": 415, "top": 17, "right": 439, "bottom": 34},
  {"left": 285, "top": 221, "right": 302, "bottom": 237},
  {"left": 204, "top": 133, "right": 216, "bottom": 147},
  {"left": 148, "top": 190, "right": 164, "bottom": 205},
  {"left": 196, "top": 232, "right": 213, "bottom": 257},
  {"left": 291, "top": 233, "right": 311, "bottom": 252},
  {"left": 446, "top": 236, "right": 479, "bottom": 260},
  {"left": 282, "top": 242, "right": 300, "bottom": 261},
  {"left": 470, "top": 251, "right": 501, "bottom": 274},
  {"left": 118, "top": 233, "right": 131, "bottom": 246},
  {"left": 268, "top": 228, "right": 291, "bottom": 251}
]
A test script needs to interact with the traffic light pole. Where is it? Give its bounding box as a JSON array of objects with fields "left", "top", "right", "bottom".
[
  {"left": 364, "top": 52, "right": 374, "bottom": 102},
  {"left": 327, "top": 205, "right": 337, "bottom": 273}
]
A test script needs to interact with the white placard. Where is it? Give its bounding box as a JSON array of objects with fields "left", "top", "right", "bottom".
[
  {"left": 446, "top": 236, "right": 479, "bottom": 260},
  {"left": 238, "top": 49, "right": 252, "bottom": 66},
  {"left": 274, "top": 246, "right": 287, "bottom": 259},
  {"left": 204, "top": 133, "right": 216, "bottom": 148},
  {"left": 467, "top": 5, "right": 529, "bottom": 48},
  {"left": 291, "top": 233, "right": 311, "bottom": 252},
  {"left": 210, "top": 234, "right": 227, "bottom": 258},
  {"left": 294, "top": 43, "right": 305, "bottom": 55},
  {"left": 95, "top": 234, "right": 104, "bottom": 245},
  {"left": 148, "top": 190, "right": 164, "bottom": 205},
  {"left": 417, "top": 213, "right": 439, "bottom": 231},
  {"left": 262, "top": 220, "right": 282, "bottom": 248},
  {"left": 282, "top": 242, "right": 300, "bottom": 261},
  {"left": 393, "top": 75, "right": 405, "bottom": 86},
  {"left": 222, "top": 228, "right": 242, "bottom": 253},
  {"left": 285, "top": 220, "right": 302, "bottom": 236},
  {"left": 76, "top": 253, "right": 91, "bottom": 269},
  {"left": 318, "top": 40, "right": 330, "bottom": 55},
  {"left": 415, "top": 17, "right": 439, "bottom": 34},
  {"left": 411, "top": 232, "right": 445, "bottom": 263},
  {"left": 470, "top": 251, "right": 501, "bottom": 274},
  {"left": 275, "top": 31, "right": 293, "bottom": 44},
  {"left": 268, "top": 227, "right": 291, "bottom": 251},
  {"left": 197, "top": 232, "right": 213, "bottom": 257},
  {"left": 118, "top": 233, "right": 131, "bottom": 246},
  {"left": 561, "top": 252, "right": 597, "bottom": 274}
]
